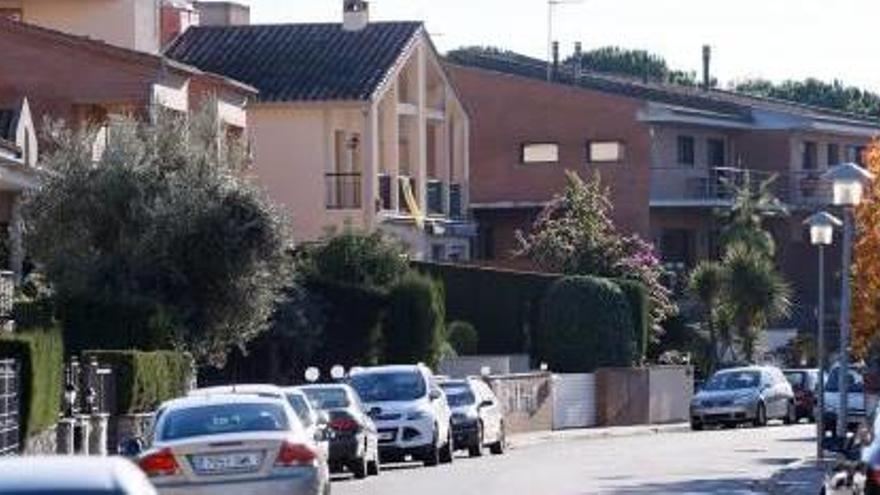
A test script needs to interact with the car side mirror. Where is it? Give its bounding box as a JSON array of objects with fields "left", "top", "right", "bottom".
[
  {"left": 478, "top": 400, "right": 493, "bottom": 409},
  {"left": 429, "top": 390, "right": 442, "bottom": 401},
  {"left": 317, "top": 411, "right": 330, "bottom": 425},
  {"left": 119, "top": 437, "right": 145, "bottom": 457}
]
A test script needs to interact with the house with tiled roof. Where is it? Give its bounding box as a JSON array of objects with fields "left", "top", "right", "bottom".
[
  {"left": 167, "top": 1, "right": 475, "bottom": 260},
  {"left": 446, "top": 47, "right": 880, "bottom": 334}
]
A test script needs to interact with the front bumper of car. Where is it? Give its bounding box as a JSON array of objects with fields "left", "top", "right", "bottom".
[
  {"left": 374, "top": 415, "right": 437, "bottom": 455},
  {"left": 690, "top": 399, "right": 756, "bottom": 424}
]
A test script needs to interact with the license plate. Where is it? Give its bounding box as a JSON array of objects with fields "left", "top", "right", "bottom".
[
  {"left": 378, "top": 431, "right": 395, "bottom": 441},
  {"left": 192, "top": 452, "right": 263, "bottom": 474}
]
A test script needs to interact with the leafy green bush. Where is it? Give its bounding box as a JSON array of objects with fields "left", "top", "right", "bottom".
[
  {"left": 84, "top": 350, "right": 193, "bottom": 414},
  {"left": 538, "top": 276, "right": 635, "bottom": 372},
  {"left": 306, "top": 278, "right": 385, "bottom": 368},
  {"left": 615, "top": 279, "right": 650, "bottom": 363},
  {"left": 448, "top": 321, "right": 478, "bottom": 355},
  {"left": 383, "top": 272, "right": 446, "bottom": 368},
  {"left": 0, "top": 326, "right": 63, "bottom": 438}
]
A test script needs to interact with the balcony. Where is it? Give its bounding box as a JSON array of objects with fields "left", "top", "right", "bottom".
[
  {"left": 325, "top": 172, "right": 362, "bottom": 210},
  {"left": 650, "top": 166, "right": 831, "bottom": 209},
  {"left": 426, "top": 179, "right": 444, "bottom": 216}
]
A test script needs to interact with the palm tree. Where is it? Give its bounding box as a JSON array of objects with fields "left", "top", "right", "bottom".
[
  {"left": 688, "top": 261, "right": 725, "bottom": 369},
  {"left": 718, "top": 173, "right": 788, "bottom": 257},
  {"left": 722, "top": 244, "right": 792, "bottom": 362}
]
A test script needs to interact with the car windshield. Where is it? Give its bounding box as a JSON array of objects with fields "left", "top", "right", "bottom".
[
  {"left": 703, "top": 371, "right": 760, "bottom": 391},
  {"left": 350, "top": 371, "right": 427, "bottom": 402},
  {"left": 303, "top": 388, "right": 351, "bottom": 410},
  {"left": 825, "top": 369, "right": 864, "bottom": 393},
  {"left": 443, "top": 388, "right": 476, "bottom": 407},
  {"left": 160, "top": 403, "right": 289, "bottom": 441},
  {"left": 285, "top": 394, "right": 313, "bottom": 427}
]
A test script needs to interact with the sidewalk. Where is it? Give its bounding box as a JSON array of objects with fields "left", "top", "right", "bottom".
[
  {"left": 764, "top": 458, "right": 836, "bottom": 495},
  {"left": 509, "top": 422, "right": 691, "bottom": 449}
]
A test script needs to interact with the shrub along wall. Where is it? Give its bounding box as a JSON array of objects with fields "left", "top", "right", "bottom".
[
  {"left": 0, "top": 326, "right": 63, "bottom": 439},
  {"left": 616, "top": 279, "right": 650, "bottom": 363},
  {"left": 383, "top": 272, "right": 446, "bottom": 369},
  {"left": 84, "top": 351, "right": 193, "bottom": 414}
]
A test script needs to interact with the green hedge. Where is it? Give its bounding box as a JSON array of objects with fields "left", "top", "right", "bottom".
[
  {"left": 0, "top": 326, "right": 64, "bottom": 438},
  {"left": 84, "top": 350, "right": 193, "bottom": 414},
  {"left": 383, "top": 272, "right": 446, "bottom": 368},
  {"left": 615, "top": 279, "right": 650, "bottom": 363},
  {"left": 538, "top": 276, "right": 635, "bottom": 372},
  {"left": 448, "top": 321, "right": 478, "bottom": 355}
]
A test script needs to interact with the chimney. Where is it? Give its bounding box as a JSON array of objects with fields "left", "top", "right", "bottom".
[
  {"left": 343, "top": 0, "right": 369, "bottom": 31},
  {"left": 702, "top": 44, "right": 711, "bottom": 90},
  {"left": 552, "top": 41, "right": 560, "bottom": 81},
  {"left": 193, "top": 2, "right": 251, "bottom": 27},
  {"left": 161, "top": 1, "right": 199, "bottom": 48},
  {"left": 573, "top": 42, "right": 583, "bottom": 79}
]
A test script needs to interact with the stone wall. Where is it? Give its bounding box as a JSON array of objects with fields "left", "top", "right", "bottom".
[
  {"left": 486, "top": 372, "right": 553, "bottom": 434},
  {"left": 23, "top": 425, "right": 57, "bottom": 455}
]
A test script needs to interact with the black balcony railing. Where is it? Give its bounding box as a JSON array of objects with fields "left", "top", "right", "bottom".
[
  {"left": 325, "top": 173, "right": 362, "bottom": 209},
  {"left": 449, "top": 183, "right": 463, "bottom": 219},
  {"left": 426, "top": 180, "right": 444, "bottom": 215},
  {"left": 378, "top": 174, "right": 393, "bottom": 210}
]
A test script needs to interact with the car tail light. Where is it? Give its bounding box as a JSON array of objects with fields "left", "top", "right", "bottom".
[
  {"left": 329, "top": 418, "right": 359, "bottom": 432},
  {"left": 139, "top": 448, "right": 180, "bottom": 477},
  {"left": 275, "top": 441, "right": 318, "bottom": 467},
  {"left": 869, "top": 466, "right": 880, "bottom": 486}
]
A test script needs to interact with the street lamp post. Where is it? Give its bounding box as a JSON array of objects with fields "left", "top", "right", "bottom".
[
  {"left": 823, "top": 162, "right": 875, "bottom": 441},
  {"left": 805, "top": 211, "right": 842, "bottom": 460}
]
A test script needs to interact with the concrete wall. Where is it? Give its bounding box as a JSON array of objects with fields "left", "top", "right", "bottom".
[
  {"left": 486, "top": 372, "right": 553, "bottom": 434},
  {"left": 438, "top": 354, "right": 530, "bottom": 378},
  {"left": 596, "top": 366, "right": 693, "bottom": 426}
]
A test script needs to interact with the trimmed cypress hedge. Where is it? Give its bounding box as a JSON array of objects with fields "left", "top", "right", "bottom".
[
  {"left": 0, "top": 326, "right": 64, "bottom": 438},
  {"left": 538, "top": 276, "right": 636, "bottom": 372},
  {"left": 383, "top": 272, "right": 446, "bottom": 368},
  {"left": 84, "top": 350, "right": 193, "bottom": 414},
  {"left": 615, "top": 279, "right": 650, "bottom": 362}
]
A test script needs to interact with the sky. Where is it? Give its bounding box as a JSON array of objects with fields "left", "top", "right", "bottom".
[{"left": 240, "top": 0, "right": 880, "bottom": 92}]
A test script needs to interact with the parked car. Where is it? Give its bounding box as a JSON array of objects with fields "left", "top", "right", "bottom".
[
  {"left": 299, "top": 383, "right": 380, "bottom": 478},
  {"left": 0, "top": 456, "right": 157, "bottom": 494},
  {"left": 783, "top": 368, "right": 819, "bottom": 422},
  {"left": 131, "top": 393, "right": 330, "bottom": 495},
  {"left": 438, "top": 377, "right": 506, "bottom": 457},
  {"left": 690, "top": 365, "right": 795, "bottom": 430},
  {"left": 189, "top": 384, "right": 331, "bottom": 458},
  {"left": 824, "top": 365, "right": 867, "bottom": 435},
  {"left": 348, "top": 364, "right": 454, "bottom": 467}
]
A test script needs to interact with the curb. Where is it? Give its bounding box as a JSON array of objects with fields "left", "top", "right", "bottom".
[{"left": 509, "top": 422, "right": 691, "bottom": 449}]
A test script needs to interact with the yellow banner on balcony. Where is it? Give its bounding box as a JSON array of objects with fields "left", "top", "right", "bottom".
[{"left": 401, "top": 178, "right": 425, "bottom": 230}]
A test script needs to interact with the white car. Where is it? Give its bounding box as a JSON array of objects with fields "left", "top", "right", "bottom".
[
  {"left": 349, "top": 364, "right": 454, "bottom": 466},
  {"left": 135, "top": 394, "right": 330, "bottom": 495},
  {"left": 439, "top": 377, "right": 506, "bottom": 457},
  {"left": 0, "top": 456, "right": 157, "bottom": 494}
]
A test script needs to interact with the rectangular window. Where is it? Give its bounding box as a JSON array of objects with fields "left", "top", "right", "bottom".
[
  {"left": 802, "top": 141, "right": 817, "bottom": 170},
  {"left": 521, "top": 143, "right": 559, "bottom": 164},
  {"left": 827, "top": 143, "right": 840, "bottom": 167},
  {"left": 707, "top": 138, "right": 725, "bottom": 167},
  {"left": 677, "top": 136, "right": 695, "bottom": 166},
  {"left": 586, "top": 141, "right": 625, "bottom": 163}
]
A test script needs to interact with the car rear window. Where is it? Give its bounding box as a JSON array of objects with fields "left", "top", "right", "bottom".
[
  {"left": 303, "top": 388, "right": 351, "bottom": 410},
  {"left": 160, "top": 403, "right": 289, "bottom": 441}
]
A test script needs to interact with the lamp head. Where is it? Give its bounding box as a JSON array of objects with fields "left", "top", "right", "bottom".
[
  {"left": 823, "top": 162, "right": 874, "bottom": 206},
  {"left": 803, "top": 211, "right": 842, "bottom": 246}
]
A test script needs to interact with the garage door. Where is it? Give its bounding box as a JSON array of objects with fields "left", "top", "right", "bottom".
[{"left": 552, "top": 373, "right": 596, "bottom": 430}]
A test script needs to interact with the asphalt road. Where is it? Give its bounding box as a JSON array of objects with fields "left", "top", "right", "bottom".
[{"left": 333, "top": 423, "right": 815, "bottom": 495}]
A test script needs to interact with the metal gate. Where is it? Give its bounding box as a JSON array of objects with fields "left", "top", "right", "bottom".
[
  {"left": 0, "top": 358, "right": 19, "bottom": 456},
  {"left": 552, "top": 373, "right": 596, "bottom": 430}
]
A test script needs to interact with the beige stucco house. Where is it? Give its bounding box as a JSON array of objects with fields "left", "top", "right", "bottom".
[{"left": 167, "top": 1, "right": 475, "bottom": 261}]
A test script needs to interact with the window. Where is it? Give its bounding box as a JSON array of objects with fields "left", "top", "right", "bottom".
[
  {"left": 707, "top": 139, "right": 725, "bottom": 167},
  {"left": 802, "top": 141, "right": 817, "bottom": 170},
  {"left": 586, "top": 141, "right": 625, "bottom": 163},
  {"left": 677, "top": 136, "right": 695, "bottom": 166},
  {"left": 827, "top": 143, "right": 840, "bottom": 167},
  {"left": 521, "top": 143, "right": 559, "bottom": 164},
  {"left": 431, "top": 244, "right": 446, "bottom": 261}
]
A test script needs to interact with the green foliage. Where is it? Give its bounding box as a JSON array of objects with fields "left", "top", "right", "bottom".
[
  {"left": 306, "top": 279, "right": 385, "bottom": 368},
  {"left": 616, "top": 280, "right": 649, "bottom": 363},
  {"left": 735, "top": 78, "right": 880, "bottom": 118},
  {"left": 688, "top": 261, "right": 726, "bottom": 370},
  {"left": 383, "top": 272, "right": 446, "bottom": 369},
  {"left": 414, "top": 262, "right": 560, "bottom": 355},
  {"left": 718, "top": 175, "right": 787, "bottom": 257},
  {"left": 447, "top": 321, "right": 478, "bottom": 355},
  {"left": 0, "top": 326, "right": 63, "bottom": 438},
  {"left": 538, "top": 276, "right": 635, "bottom": 372},
  {"left": 84, "top": 350, "right": 193, "bottom": 414},
  {"left": 25, "top": 106, "right": 289, "bottom": 366},
  {"left": 518, "top": 171, "right": 676, "bottom": 338},
  {"left": 304, "top": 229, "right": 409, "bottom": 289}
]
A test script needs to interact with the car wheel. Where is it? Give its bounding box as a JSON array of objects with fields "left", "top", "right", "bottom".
[
  {"left": 440, "top": 428, "right": 454, "bottom": 464},
  {"left": 469, "top": 422, "right": 484, "bottom": 458},
  {"left": 423, "top": 431, "right": 441, "bottom": 467},
  {"left": 489, "top": 422, "right": 506, "bottom": 455},
  {"left": 367, "top": 451, "right": 380, "bottom": 476},
  {"left": 783, "top": 401, "right": 796, "bottom": 425},
  {"left": 690, "top": 419, "right": 704, "bottom": 431},
  {"left": 349, "top": 455, "right": 368, "bottom": 479},
  {"left": 753, "top": 402, "right": 767, "bottom": 427}
]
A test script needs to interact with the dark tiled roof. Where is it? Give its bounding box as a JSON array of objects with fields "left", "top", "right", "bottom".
[
  {"left": 447, "top": 51, "right": 880, "bottom": 128},
  {"left": 166, "top": 22, "right": 423, "bottom": 102}
]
